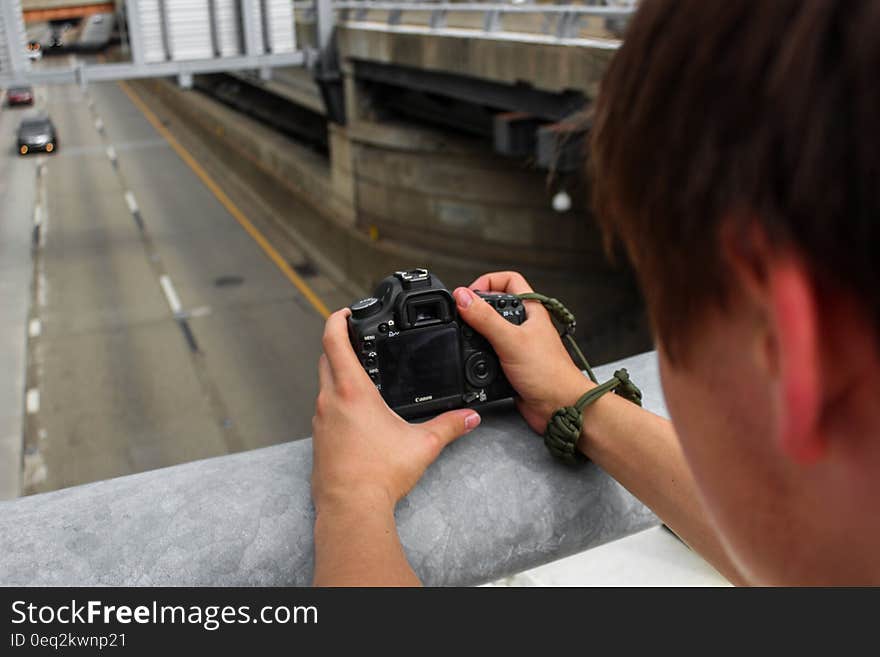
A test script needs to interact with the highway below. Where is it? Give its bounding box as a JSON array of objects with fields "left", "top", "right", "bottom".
[{"left": 13, "top": 66, "right": 344, "bottom": 495}]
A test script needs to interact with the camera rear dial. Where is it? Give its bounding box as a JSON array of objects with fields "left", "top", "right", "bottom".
[{"left": 464, "top": 351, "right": 499, "bottom": 389}]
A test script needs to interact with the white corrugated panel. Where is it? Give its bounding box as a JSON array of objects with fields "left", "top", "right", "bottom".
[
  {"left": 166, "top": 0, "right": 213, "bottom": 61},
  {"left": 0, "top": 0, "right": 28, "bottom": 77},
  {"left": 243, "top": 0, "right": 265, "bottom": 54},
  {"left": 211, "top": 0, "right": 241, "bottom": 57},
  {"left": 0, "top": 8, "right": 10, "bottom": 76},
  {"left": 138, "top": 0, "right": 166, "bottom": 63},
  {"left": 264, "top": 0, "right": 296, "bottom": 54}
]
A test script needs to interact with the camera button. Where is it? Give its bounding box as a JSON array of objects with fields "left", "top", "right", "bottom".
[
  {"left": 378, "top": 323, "right": 388, "bottom": 333},
  {"left": 369, "top": 372, "right": 379, "bottom": 383},
  {"left": 363, "top": 339, "right": 375, "bottom": 351},
  {"left": 365, "top": 357, "right": 376, "bottom": 368},
  {"left": 511, "top": 298, "right": 520, "bottom": 307},
  {"left": 497, "top": 298, "right": 507, "bottom": 308}
]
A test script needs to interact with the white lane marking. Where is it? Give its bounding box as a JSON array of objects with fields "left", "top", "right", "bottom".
[
  {"left": 124, "top": 191, "right": 139, "bottom": 214},
  {"left": 26, "top": 389, "right": 40, "bottom": 415},
  {"left": 106, "top": 145, "right": 117, "bottom": 162},
  {"left": 94, "top": 117, "right": 104, "bottom": 132},
  {"left": 29, "top": 319, "right": 41, "bottom": 338},
  {"left": 159, "top": 275, "right": 183, "bottom": 315},
  {"left": 37, "top": 271, "right": 47, "bottom": 308},
  {"left": 33, "top": 204, "right": 42, "bottom": 227},
  {"left": 187, "top": 306, "right": 212, "bottom": 318}
]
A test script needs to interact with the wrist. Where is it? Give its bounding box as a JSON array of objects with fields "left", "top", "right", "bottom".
[
  {"left": 313, "top": 483, "right": 396, "bottom": 518},
  {"left": 526, "top": 369, "right": 595, "bottom": 433},
  {"left": 551, "top": 370, "right": 595, "bottom": 413}
]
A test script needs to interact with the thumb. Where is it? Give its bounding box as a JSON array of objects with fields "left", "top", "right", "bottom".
[
  {"left": 420, "top": 408, "right": 481, "bottom": 450},
  {"left": 453, "top": 287, "right": 517, "bottom": 353}
]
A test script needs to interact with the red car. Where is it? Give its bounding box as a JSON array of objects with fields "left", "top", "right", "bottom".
[{"left": 6, "top": 86, "right": 34, "bottom": 107}]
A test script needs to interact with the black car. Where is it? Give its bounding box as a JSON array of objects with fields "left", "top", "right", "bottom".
[
  {"left": 5, "top": 86, "right": 34, "bottom": 107},
  {"left": 17, "top": 115, "right": 58, "bottom": 155}
]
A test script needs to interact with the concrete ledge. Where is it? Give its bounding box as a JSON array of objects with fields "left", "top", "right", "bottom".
[
  {"left": 0, "top": 352, "right": 662, "bottom": 586},
  {"left": 337, "top": 25, "right": 615, "bottom": 98}
]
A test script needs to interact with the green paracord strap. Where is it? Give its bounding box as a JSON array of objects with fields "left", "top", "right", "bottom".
[{"left": 515, "top": 292, "right": 643, "bottom": 464}]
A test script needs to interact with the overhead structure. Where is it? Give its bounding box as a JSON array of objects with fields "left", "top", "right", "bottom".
[
  {"left": 21, "top": 1, "right": 115, "bottom": 23},
  {"left": 0, "top": 1, "right": 30, "bottom": 83},
  {"left": 130, "top": 0, "right": 296, "bottom": 64},
  {"left": 0, "top": 0, "right": 320, "bottom": 87}
]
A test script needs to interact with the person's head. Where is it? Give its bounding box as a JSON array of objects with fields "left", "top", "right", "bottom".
[{"left": 591, "top": 0, "right": 880, "bottom": 584}]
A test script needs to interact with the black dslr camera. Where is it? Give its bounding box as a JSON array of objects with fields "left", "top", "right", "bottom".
[{"left": 347, "top": 269, "right": 526, "bottom": 418}]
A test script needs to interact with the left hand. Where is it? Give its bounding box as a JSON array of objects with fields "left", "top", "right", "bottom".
[{"left": 311, "top": 309, "right": 481, "bottom": 515}]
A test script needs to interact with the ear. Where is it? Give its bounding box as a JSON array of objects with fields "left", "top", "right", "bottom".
[
  {"left": 768, "top": 259, "right": 826, "bottom": 464},
  {"left": 721, "top": 222, "right": 826, "bottom": 464}
]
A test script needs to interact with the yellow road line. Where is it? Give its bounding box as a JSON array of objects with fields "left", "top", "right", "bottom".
[{"left": 116, "top": 80, "right": 331, "bottom": 319}]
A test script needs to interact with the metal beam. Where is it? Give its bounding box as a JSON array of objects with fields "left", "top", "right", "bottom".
[
  {"left": 354, "top": 59, "right": 587, "bottom": 122},
  {"left": 157, "top": 0, "right": 172, "bottom": 61},
  {"left": 0, "top": 50, "right": 306, "bottom": 87},
  {"left": 537, "top": 118, "right": 590, "bottom": 173},
  {"left": 494, "top": 111, "right": 545, "bottom": 158},
  {"left": 314, "top": 0, "right": 335, "bottom": 67}
]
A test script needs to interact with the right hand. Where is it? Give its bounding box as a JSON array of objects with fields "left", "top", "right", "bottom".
[{"left": 453, "top": 271, "right": 594, "bottom": 435}]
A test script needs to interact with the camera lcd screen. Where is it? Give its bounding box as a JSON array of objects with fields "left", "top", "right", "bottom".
[{"left": 378, "top": 325, "right": 462, "bottom": 408}]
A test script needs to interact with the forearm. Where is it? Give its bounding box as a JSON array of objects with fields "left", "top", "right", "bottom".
[
  {"left": 312, "top": 494, "right": 421, "bottom": 587},
  {"left": 577, "top": 392, "right": 745, "bottom": 584}
]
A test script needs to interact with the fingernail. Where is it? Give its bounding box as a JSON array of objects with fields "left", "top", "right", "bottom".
[
  {"left": 454, "top": 288, "right": 473, "bottom": 309},
  {"left": 464, "top": 412, "right": 481, "bottom": 431}
]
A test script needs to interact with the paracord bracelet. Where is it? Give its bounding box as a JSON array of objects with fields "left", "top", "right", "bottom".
[{"left": 515, "top": 293, "right": 643, "bottom": 464}]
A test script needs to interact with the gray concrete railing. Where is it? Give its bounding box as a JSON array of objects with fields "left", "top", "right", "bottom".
[{"left": 0, "top": 352, "right": 662, "bottom": 586}]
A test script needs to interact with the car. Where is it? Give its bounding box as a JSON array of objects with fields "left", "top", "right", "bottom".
[
  {"left": 26, "top": 42, "right": 42, "bottom": 61},
  {"left": 5, "top": 86, "right": 34, "bottom": 107},
  {"left": 17, "top": 115, "right": 58, "bottom": 155}
]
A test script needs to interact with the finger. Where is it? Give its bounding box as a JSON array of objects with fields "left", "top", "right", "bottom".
[
  {"left": 317, "top": 353, "right": 333, "bottom": 389},
  {"left": 420, "top": 408, "right": 481, "bottom": 450},
  {"left": 453, "top": 287, "right": 519, "bottom": 349},
  {"left": 469, "top": 272, "right": 551, "bottom": 325},
  {"left": 322, "top": 308, "right": 363, "bottom": 378},
  {"left": 469, "top": 271, "right": 534, "bottom": 295}
]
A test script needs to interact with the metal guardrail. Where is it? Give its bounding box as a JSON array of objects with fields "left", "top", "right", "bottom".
[
  {"left": 0, "top": 352, "right": 661, "bottom": 586},
  {"left": 295, "top": 0, "right": 634, "bottom": 42}
]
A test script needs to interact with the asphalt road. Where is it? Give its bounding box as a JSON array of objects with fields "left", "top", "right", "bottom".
[
  {"left": 19, "top": 74, "right": 335, "bottom": 495},
  {"left": 0, "top": 84, "right": 41, "bottom": 499}
]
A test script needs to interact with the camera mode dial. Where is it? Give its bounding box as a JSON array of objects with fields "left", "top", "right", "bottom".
[{"left": 351, "top": 297, "right": 381, "bottom": 319}]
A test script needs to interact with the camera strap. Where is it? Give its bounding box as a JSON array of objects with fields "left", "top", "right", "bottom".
[{"left": 516, "top": 292, "right": 643, "bottom": 464}]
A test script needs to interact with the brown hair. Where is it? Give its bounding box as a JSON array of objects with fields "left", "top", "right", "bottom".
[{"left": 591, "top": 0, "right": 880, "bottom": 360}]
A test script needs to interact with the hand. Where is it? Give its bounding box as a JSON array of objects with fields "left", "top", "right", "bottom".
[
  {"left": 454, "top": 271, "right": 593, "bottom": 434},
  {"left": 311, "top": 309, "right": 481, "bottom": 515}
]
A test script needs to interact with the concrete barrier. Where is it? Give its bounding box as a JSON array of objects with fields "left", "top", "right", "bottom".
[{"left": 0, "top": 352, "right": 662, "bottom": 586}]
